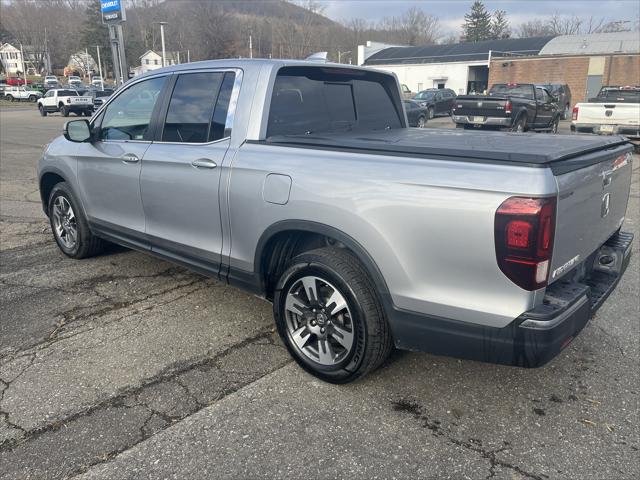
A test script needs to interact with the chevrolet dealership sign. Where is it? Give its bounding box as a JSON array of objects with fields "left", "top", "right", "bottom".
[{"left": 101, "top": 0, "right": 126, "bottom": 23}]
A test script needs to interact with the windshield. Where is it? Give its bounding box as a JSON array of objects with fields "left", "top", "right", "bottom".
[
  {"left": 267, "top": 66, "right": 403, "bottom": 137},
  {"left": 489, "top": 84, "right": 534, "bottom": 100},
  {"left": 597, "top": 88, "right": 640, "bottom": 102},
  {"left": 414, "top": 91, "right": 435, "bottom": 100}
]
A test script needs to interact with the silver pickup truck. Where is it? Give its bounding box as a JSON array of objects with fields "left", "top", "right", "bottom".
[{"left": 38, "top": 59, "right": 634, "bottom": 383}]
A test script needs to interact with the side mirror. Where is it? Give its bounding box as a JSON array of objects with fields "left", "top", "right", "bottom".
[{"left": 63, "top": 119, "right": 92, "bottom": 143}]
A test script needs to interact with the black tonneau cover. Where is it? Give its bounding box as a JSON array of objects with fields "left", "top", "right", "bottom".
[{"left": 261, "top": 128, "right": 631, "bottom": 175}]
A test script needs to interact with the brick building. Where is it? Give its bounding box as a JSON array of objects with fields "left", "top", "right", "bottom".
[{"left": 489, "top": 32, "right": 640, "bottom": 105}]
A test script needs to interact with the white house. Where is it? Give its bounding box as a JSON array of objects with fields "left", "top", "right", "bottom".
[
  {"left": 0, "top": 43, "right": 25, "bottom": 75},
  {"left": 133, "top": 50, "right": 180, "bottom": 76}
]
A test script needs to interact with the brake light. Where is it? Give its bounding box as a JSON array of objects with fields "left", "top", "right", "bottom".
[
  {"left": 572, "top": 106, "right": 578, "bottom": 121},
  {"left": 504, "top": 101, "right": 512, "bottom": 114},
  {"left": 495, "top": 196, "right": 556, "bottom": 291}
]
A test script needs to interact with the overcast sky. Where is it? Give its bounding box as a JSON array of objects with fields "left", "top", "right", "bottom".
[{"left": 315, "top": 0, "right": 640, "bottom": 35}]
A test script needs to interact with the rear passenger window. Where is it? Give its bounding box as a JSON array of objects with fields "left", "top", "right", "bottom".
[{"left": 162, "top": 72, "right": 235, "bottom": 143}]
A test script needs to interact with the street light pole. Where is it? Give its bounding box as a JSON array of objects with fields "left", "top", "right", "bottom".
[
  {"left": 158, "top": 22, "right": 168, "bottom": 67},
  {"left": 96, "top": 45, "right": 104, "bottom": 91}
]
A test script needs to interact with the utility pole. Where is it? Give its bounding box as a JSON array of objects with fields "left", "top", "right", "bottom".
[
  {"left": 157, "top": 22, "right": 168, "bottom": 67},
  {"left": 249, "top": 30, "right": 253, "bottom": 59},
  {"left": 96, "top": 45, "right": 104, "bottom": 91},
  {"left": 19, "top": 44, "right": 26, "bottom": 80},
  {"left": 85, "top": 47, "right": 90, "bottom": 82},
  {"left": 187, "top": 49, "right": 190, "bottom": 63}
]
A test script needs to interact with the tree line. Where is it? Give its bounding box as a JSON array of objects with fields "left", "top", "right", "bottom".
[{"left": 0, "top": 0, "right": 635, "bottom": 76}]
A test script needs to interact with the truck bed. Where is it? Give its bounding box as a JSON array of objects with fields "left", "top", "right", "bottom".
[{"left": 263, "top": 128, "right": 630, "bottom": 174}]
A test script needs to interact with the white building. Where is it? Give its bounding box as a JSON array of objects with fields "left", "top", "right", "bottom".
[
  {"left": 0, "top": 43, "right": 26, "bottom": 75},
  {"left": 132, "top": 50, "right": 180, "bottom": 76},
  {"left": 360, "top": 37, "right": 554, "bottom": 95}
]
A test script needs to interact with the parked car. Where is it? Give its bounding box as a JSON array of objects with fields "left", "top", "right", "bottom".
[
  {"left": 5, "top": 77, "right": 32, "bottom": 86},
  {"left": 90, "top": 76, "right": 105, "bottom": 88},
  {"left": 81, "top": 88, "right": 114, "bottom": 110},
  {"left": 38, "top": 59, "right": 633, "bottom": 383},
  {"left": 3, "top": 85, "right": 43, "bottom": 102},
  {"left": 67, "top": 76, "right": 83, "bottom": 89},
  {"left": 44, "top": 75, "right": 59, "bottom": 88},
  {"left": 30, "top": 83, "right": 48, "bottom": 94},
  {"left": 403, "top": 99, "right": 429, "bottom": 127},
  {"left": 452, "top": 83, "right": 561, "bottom": 133},
  {"left": 37, "top": 88, "right": 93, "bottom": 116},
  {"left": 538, "top": 83, "right": 572, "bottom": 120},
  {"left": 572, "top": 86, "right": 640, "bottom": 148},
  {"left": 412, "top": 88, "right": 457, "bottom": 118}
]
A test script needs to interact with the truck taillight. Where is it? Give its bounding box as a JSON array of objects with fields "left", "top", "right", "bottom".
[
  {"left": 572, "top": 106, "right": 578, "bottom": 121},
  {"left": 504, "top": 101, "right": 512, "bottom": 114},
  {"left": 67, "top": 98, "right": 71, "bottom": 104},
  {"left": 495, "top": 196, "right": 556, "bottom": 291}
]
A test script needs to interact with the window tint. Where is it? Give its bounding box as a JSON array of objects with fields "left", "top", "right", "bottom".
[
  {"left": 489, "top": 84, "right": 534, "bottom": 100},
  {"left": 58, "top": 90, "right": 78, "bottom": 96},
  {"left": 100, "top": 76, "right": 165, "bottom": 141},
  {"left": 161, "top": 71, "right": 235, "bottom": 143},
  {"left": 267, "top": 66, "right": 402, "bottom": 137}
]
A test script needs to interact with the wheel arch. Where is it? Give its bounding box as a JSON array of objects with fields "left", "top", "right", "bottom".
[{"left": 254, "top": 220, "right": 392, "bottom": 306}]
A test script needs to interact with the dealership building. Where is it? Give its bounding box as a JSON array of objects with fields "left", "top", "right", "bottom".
[{"left": 360, "top": 32, "right": 639, "bottom": 103}]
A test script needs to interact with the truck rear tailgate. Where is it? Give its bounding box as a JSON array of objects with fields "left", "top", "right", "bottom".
[
  {"left": 577, "top": 102, "right": 640, "bottom": 127},
  {"left": 550, "top": 147, "right": 633, "bottom": 283}
]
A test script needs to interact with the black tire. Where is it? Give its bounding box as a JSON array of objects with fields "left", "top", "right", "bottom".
[
  {"left": 273, "top": 247, "right": 393, "bottom": 383},
  {"left": 28, "top": 95, "right": 37, "bottom": 103},
  {"left": 511, "top": 116, "right": 526, "bottom": 133},
  {"left": 7, "top": 95, "right": 15, "bottom": 102},
  {"left": 48, "top": 182, "right": 106, "bottom": 259},
  {"left": 550, "top": 116, "right": 560, "bottom": 134},
  {"left": 417, "top": 115, "right": 427, "bottom": 128},
  {"left": 562, "top": 104, "right": 570, "bottom": 120},
  {"left": 60, "top": 105, "right": 69, "bottom": 117},
  {"left": 39, "top": 105, "right": 47, "bottom": 117},
  {"left": 427, "top": 106, "right": 435, "bottom": 119}
]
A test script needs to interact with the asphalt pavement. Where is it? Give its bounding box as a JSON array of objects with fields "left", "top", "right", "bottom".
[{"left": 0, "top": 108, "right": 638, "bottom": 480}]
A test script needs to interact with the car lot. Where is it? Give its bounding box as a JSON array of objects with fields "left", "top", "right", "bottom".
[{"left": 0, "top": 108, "right": 638, "bottom": 479}]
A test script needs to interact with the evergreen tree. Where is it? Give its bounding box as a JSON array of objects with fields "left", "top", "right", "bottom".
[
  {"left": 462, "top": 1, "right": 493, "bottom": 42},
  {"left": 80, "top": 0, "right": 112, "bottom": 76},
  {"left": 491, "top": 10, "right": 511, "bottom": 39}
]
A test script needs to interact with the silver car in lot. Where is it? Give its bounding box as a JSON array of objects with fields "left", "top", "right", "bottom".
[{"left": 38, "top": 59, "right": 633, "bottom": 382}]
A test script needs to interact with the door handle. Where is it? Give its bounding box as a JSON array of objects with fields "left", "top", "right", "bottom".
[
  {"left": 122, "top": 153, "right": 139, "bottom": 163},
  {"left": 191, "top": 158, "right": 217, "bottom": 169}
]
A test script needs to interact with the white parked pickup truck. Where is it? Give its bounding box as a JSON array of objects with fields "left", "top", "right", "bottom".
[
  {"left": 572, "top": 86, "right": 640, "bottom": 148},
  {"left": 37, "top": 88, "right": 93, "bottom": 117}
]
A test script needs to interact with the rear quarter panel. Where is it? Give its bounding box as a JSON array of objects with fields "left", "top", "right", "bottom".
[{"left": 227, "top": 142, "right": 558, "bottom": 328}]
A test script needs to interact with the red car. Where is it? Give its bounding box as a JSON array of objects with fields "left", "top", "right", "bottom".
[{"left": 5, "top": 77, "right": 32, "bottom": 86}]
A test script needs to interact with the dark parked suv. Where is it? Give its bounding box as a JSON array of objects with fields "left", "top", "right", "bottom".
[
  {"left": 538, "top": 83, "right": 572, "bottom": 120},
  {"left": 412, "top": 88, "right": 456, "bottom": 118}
]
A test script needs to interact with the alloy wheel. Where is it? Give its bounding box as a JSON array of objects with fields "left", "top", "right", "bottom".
[
  {"left": 283, "top": 275, "right": 355, "bottom": 366},
  {"left": 52, "top": 196, "right": 78, "bottom": 250}
]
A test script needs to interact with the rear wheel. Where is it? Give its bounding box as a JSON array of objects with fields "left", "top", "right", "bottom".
[
  {"left": 427, "top": 106, "right": 435, "bottom": 119},
  {"left": 48, "top": 182, "right": 106, "bottom": 259},
  {"left": 60, "top": 105, "right": 69, "bottom": 117},
  {"left": 511, "top": 116, "right": 526, "bottom": 133},
  {"left": 273, "top": 247, "right": 392, "bottom": 383},
  {"left": 550, "top": 116, "right": 560, "bottom": 134},
  {"left": 7, "top": 95, "right": 15, "bottom": 102},
  {"left": 562, "top": 104, "right": 570, "bottom": 120},
  {"left": 28, "top": 95, "right": 37, "bottom": 102},
  {"left": 417, "top": 115, "right": 427, "bottom": 128}
]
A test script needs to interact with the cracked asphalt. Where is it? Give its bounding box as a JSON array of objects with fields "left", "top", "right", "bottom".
[{"left": 1, "top": 110, "right": 638, "bottom": 480}]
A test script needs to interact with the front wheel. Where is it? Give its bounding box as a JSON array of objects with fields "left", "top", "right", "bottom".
[
  {"left": 417, "top": 115, "right": 427, "bottom": 128},
  {"left": 550, "top": 116, "right": 560, "bottom": 134},
  {"left": 48, "top": 182, "right": 106, "bottom": 259},
  {"left": 273, "top": 247, "right": 392, "bottom": 383},
  {"left": 60, "top": 105, "right": 69, "bottom": 117},
  {"left": 39, "top": 105, "right": 47, "bottom": 116},
  {"left": 427, "top": 107, "right": 435, "bottom": 119},
  {"left": 7, "top": 95, "right": 15, "bottom": 102}
]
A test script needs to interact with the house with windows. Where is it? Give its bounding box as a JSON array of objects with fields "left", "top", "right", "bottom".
[{"left": 132, "top": 50, "right": 180, "bottom": 76}]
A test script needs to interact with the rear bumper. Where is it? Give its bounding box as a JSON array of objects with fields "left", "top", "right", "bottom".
[
  {"left": 452, "top": 115, "right": 511, "bottom": 127},
  {"left": 66, "top": 104, "right": 93, "bottom": 112},
  {"left": 571, "top": 123, "right": 640, "bottom": 139},
  {"left": 389, "top": 230, "right": 633, "bottom": 367}
]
